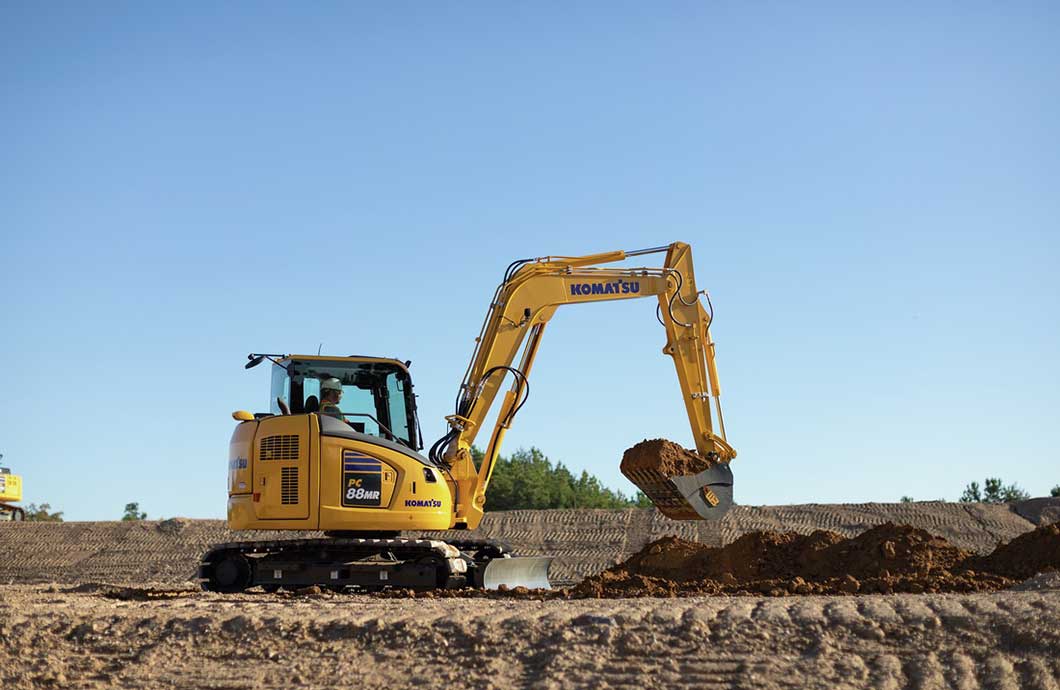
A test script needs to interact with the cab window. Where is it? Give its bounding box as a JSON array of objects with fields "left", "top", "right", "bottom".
[{"left": 275, "top": 359, "right": 419, "bottom": 448}]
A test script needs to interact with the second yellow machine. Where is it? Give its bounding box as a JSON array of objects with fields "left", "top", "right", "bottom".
[
  {"left": 0, "top": 464, "right": 24, "bottom": 522},
  {"left": 200, "top": 242, "right": 737, "bottom": 592}
]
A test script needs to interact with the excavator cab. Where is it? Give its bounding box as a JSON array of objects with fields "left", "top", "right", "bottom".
[{"left": 268, "top": 356, "right": 422, "bottom": 449}]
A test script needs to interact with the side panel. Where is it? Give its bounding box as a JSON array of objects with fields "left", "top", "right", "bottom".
[
  {"left": 318, "top": 436, "right": 452, "bottom": 531},
  {"left": 252, "top": 415, "right": 311, "bottom": 520},
  {"left": 0, "top": 474, "right": 21, "bottom": 503}
]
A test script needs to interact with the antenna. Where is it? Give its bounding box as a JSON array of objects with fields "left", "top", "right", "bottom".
[{"left": 318, "top": 343, "right": 323, "bottom": 355}]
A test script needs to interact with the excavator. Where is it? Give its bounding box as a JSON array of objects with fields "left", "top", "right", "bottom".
[
  {"left": 0, "top": 463, "right": 25, "bottom": 521},
  {"left": 199, "top": 242, "right": 736, "bottom": 592}
]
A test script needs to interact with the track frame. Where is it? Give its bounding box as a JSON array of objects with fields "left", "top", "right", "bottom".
[{"left": 198, "top": 537, "right": 516, "bottom": 593}]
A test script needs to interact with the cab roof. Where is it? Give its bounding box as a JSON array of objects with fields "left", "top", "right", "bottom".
[{"left": 281, "top": 354, "right": 410, "bottom": 371}]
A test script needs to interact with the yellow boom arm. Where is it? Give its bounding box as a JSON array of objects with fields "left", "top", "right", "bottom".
[{"left": 431, "top": 242, "right": 735, "bottom": 528}]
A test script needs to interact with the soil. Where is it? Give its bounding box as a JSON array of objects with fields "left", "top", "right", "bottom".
[
  {"left": 972, "top": 522, "right": 1060, "bottom": 579},
  {"left": 2, "top": 505, "right": 1060, "bottom": 688},
  {"left": 3, "top": 583, "right": 1060, "bottom": 689},
  {"left": 571, "top": 522, "right": 1060, "bottom": 598},
  {"left": 620, "top": 438, "right": 714, "bottom": 476}
]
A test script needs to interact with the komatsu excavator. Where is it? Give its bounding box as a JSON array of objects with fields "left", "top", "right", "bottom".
[
  {"left": 0, "top": 464, "right": 25, "bottom": 521},
  {"left": 199, "top": 242, "right": 736, "bottom": 592}
]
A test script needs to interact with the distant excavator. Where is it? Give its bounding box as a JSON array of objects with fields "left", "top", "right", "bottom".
[
  {"left": 0, "top": 463, "right": 25, "bottom": 521},
  {"left": 200, "top": 242, "right": 736, "bottom": 592}
]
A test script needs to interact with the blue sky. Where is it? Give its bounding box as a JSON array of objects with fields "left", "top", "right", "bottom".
[{"left": 2, "top": 2, "right": 1057, "bottom": 520}]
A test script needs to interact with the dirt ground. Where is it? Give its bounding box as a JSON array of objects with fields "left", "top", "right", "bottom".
[
  {"left": 2, "top": 581, "right": 1059, "bottom": 689},
  {"left": 2, "top": 499, "right": 1056, "bottom": 586},
  {"left": 2, "top": 501, "right": 1058, "bottom": 688},
  {"left": 573, "top": 522, "right": 1060, "bottom": 597}
]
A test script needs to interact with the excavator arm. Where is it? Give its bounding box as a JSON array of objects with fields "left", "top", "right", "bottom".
[{"left": 431, "top": 242, "right": 736, "bottom": 529}]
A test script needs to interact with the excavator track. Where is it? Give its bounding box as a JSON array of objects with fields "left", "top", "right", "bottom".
[{"left": 198, "top": 537, "right": 550, "bottom": 593}]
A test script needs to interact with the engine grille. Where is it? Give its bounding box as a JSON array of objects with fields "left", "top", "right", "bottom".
[
  {"left": 260, "top": 435, "right": 300, "bottom": 461},
  {"left": 281, "top": 467, "right": 299, "bottom": 505}
]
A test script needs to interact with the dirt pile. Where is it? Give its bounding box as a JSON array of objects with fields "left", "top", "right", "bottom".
[
  {"left": 972, "top": 522, "right": 1060, "bottom": 579},
  {"left": 572, "top": 522, "right": 1060, "bottom": 598},
  {"left": 620, "top": 439, "right": 714, "bottom": 476}
]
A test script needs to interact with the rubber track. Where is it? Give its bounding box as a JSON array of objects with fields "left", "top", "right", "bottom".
[{"left": 198, "top": 537, "right": 517, "bottom": 590}]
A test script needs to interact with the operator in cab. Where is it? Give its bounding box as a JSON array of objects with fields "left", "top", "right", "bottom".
[{"left": 319, "top": 378, "right": 344, "bottom": 419}]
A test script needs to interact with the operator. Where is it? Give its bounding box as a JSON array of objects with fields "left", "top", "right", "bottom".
[{"left": 319, "top": 378, "right": 344, "bottom": 419}]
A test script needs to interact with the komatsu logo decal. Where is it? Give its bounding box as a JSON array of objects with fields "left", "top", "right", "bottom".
[
  {"left": 405, "top": 499, "right": 443, "bottom": 508},
  {"left": 570, "top": 281, "right": 640, "bottom": 296}
]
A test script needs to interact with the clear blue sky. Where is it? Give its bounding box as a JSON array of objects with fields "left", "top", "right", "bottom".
[{"left": 2, "top": 3, "right": 1057, "bottom": 520}]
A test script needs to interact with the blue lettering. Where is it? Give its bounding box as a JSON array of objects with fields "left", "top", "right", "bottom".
[
  {"left": 572, "top": 282, "right": 643, "bottom": 297},
  {"left": 404, "top": 499, "right": 443, "bottom": 508}
]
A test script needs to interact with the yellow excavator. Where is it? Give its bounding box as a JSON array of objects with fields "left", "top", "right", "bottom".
[
  {"left": 200, "top": 242, "right": 736, "bottom": 592},
  {"left": 0, "top": 462, "right": 25, "bottom": 522}
]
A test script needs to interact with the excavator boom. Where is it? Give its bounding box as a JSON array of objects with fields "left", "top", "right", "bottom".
[{"left": 430, "top": 242, "right": 736, "bottom": 529}]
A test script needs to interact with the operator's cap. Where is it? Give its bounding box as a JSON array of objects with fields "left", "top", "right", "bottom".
[{"left": 321, "top": 377, "right": 343, "bottom": 392}]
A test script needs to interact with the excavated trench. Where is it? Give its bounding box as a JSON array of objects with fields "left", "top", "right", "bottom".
[{"left": 570, "top": 522, "right": 1060, "bottom": 598}]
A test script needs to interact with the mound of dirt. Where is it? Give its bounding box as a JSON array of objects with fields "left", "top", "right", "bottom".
[
  {"left": 972, "top": 522, "right": 1060, "bottom": 579},
  {"left": 571, "top": 522, "right": 1060, "bottom": 598},
  {"left": 802, "top": 523, "right": 972, "bottom": 580},
  {"left": 620, "top": 439, "right": 713, "bottom": 476}
]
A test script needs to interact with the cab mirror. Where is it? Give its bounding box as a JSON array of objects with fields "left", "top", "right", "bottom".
[{"left": 232, "top": 410, "right": 254, "bottom": 421}]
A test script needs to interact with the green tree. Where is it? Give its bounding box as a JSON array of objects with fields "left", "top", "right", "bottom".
[
  {"left": 475, "top": 447, "right": 648, "bottom": 511},
  {"left": 122, "top": 502, "right": 147, "bottom": 521},
  {"left": 900, "top": 496, "right": 914, "bottom": 503},
  {"left": 632, "top": 491, "right": 655, "bottom": 508},
  {"left": 960, "top": 478, "right": 1029, "bottom": 504},
  {"left": 23, "top": 503, "right": 64, "bottom": 522},
  {"left": 1051, "top": 485, "right": 1060, "bottom": 498}
]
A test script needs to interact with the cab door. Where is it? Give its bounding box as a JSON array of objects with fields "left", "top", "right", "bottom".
[{"left": 253, "top": 415, "right": 311, "bottom": 520}]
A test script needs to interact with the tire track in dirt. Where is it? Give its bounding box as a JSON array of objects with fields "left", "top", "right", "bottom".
[{"left": 2, "top": 585, "right": 1059, "bottom": 689}]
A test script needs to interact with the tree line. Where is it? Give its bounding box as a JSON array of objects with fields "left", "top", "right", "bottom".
[{"left": 474, "top": 447, "right": 654, "bottom": 511}]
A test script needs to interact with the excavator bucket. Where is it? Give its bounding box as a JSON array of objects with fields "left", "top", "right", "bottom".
[
  {"left": 480, "top": 556, "right": 553, "bottom": 590},
  {"left": 620, "top": 439, "right": 734, "bottom": 521}
]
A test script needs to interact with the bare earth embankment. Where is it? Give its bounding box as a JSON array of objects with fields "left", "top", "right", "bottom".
[{"left": 1, "top": 499, "right": 1058, "bottom": 689}]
